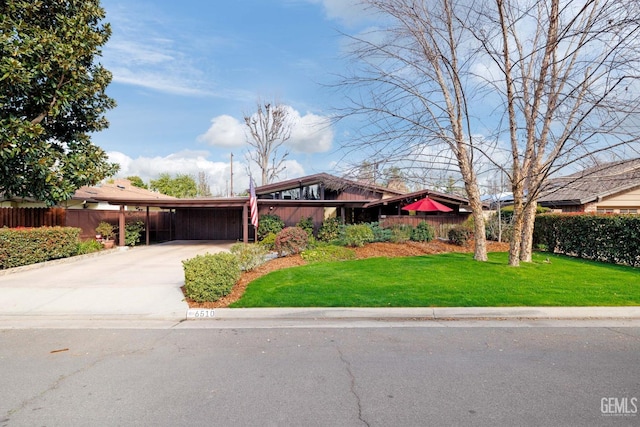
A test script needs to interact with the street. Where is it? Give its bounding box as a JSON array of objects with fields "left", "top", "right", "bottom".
[{"left": 1, "top": 323, "right": 639, "bottom": 426}]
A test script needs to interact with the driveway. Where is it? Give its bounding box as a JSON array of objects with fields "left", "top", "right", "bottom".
[{"left": 0, "top": 241, "right": 234, "bottom": 321}]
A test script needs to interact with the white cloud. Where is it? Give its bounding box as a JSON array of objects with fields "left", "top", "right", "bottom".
[
  {"left": 197, "top": 115, "right": 246, "bottom": 148},
  {"left": 107, "top": 150, "right": 307, "bottom": 196},
  {"left": 307, "top": 0, "right": 372, "bottom": 27},
  {"left": 198, "top": 106, "right": 334, "bottom": 154}
]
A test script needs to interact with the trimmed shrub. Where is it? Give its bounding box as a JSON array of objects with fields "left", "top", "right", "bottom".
[
  {"left": 318, "top": 217, "right": 342, "bottom": 242},
  {"left": 296, "top": 216, "right": 315, "bottom": 237},
  {"left": 301, "top": 245, "right": 357, "bottom": 263},
  {"left": 77, "top": 239, "right": 103, "bottom": 255},
  {"left": 344, "top": 224, "right": 375, "bottom": 247},
  {"left": 182, "top": 252, "right": 241, "bottom": 302},
  {"left": 258, "top": 232, "right": 277, "bottom": 251},
  {"left": 230, "top": 242, "right": 268, "bottom": 271},
  {"left": 534, "top": 214, "right": 640, "bottom": 266},
  {"left": 258, "top": 214, "right": 285, "bottom": 241},
  {"left": 448, "top": 225, "right": 472, "bottom": 246},
  {"left": 365, "top": 222, "right": 393, "bottom": 242},
  {"left": 411, "top": 221, "right": 435, "bottom": 242},
  {"left": 95, "top": 221, "right": 115, "bottom": 240},
  {"left": 274, "top": 226, "right": 309, "bottom": 256},
  {"left": 0, "top": 227, "right": 80, "bottom": 269}
]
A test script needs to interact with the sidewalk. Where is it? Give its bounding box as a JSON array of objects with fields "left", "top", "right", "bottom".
[{"left": 0, "top": 241, "right": 639, "bottom": 328}]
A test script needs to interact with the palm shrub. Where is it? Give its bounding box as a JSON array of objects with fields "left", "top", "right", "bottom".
[
  {"left": 258, "top": 214, "right": 285, "bottom": 241},
  {"left": 411, "top": 221, "right": 435, "bottom": 242},
  {"left": 344, "top": 224, "right": 375, "bottom": 247},
  {"left": 274, "top": 226, "right": 309, "bottom": 256},
  {"left": 182, "top": 253, "right": 241, "bottom": 302}
]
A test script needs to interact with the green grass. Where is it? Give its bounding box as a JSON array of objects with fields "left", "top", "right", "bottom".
[{"left": 230, "top": 252, "right": 640, "bottom": 307}]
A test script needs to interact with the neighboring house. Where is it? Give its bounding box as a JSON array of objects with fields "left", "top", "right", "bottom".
[
  {"left": 70, "top": 179, "right": 176, "bottom": 210},
  {"left": 539, "top": 158, "right": 640, "bottom": 214}
]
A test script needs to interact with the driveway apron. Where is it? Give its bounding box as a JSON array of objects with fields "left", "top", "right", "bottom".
[{"left": 0, "top": 241, "right": 234, "bottom": 321}]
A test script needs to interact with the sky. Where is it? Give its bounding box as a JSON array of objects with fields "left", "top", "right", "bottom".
[{"left": 94, "top": 0, "right": 372, "bottom": 195}]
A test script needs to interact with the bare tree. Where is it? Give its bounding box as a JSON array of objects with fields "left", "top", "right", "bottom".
[
  {"left": 338, "top": 0, "right": 640, "bottom": 265},
  {"left": 244, "top": 100, "right": 295, "bottom": 185},
  {"left": 197, "top": 171, "right": 211, "bottom": 197}
]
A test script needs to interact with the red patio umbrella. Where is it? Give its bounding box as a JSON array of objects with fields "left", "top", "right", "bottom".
[{"left": 402, "top": 196, "right": 453, "bottom": 212}]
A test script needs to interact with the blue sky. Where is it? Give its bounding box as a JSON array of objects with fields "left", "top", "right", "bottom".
[{"left": 94, "top": 0, "right": 371, "bottom": 195}]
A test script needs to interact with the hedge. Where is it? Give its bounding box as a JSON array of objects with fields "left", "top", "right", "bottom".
[
  {"left": 534, "top": 214, "right": 640, "bottom": 267},
  {"left": 0, "top": 227, "right": 80, "bottom": 269},
  {"left": 182, "top": 252, "right": 241, "bottom": 302}
]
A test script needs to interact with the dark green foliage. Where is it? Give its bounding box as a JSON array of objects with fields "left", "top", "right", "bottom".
[
  {"left": 390, "top": 224, "right": 413, "bottom": 243},
  {"left": 182, "top": 253, "right": 241, "bottom": 302},
  {"left": 318, "top": 217, "right": 342, "bottom": 242},
  {"left": 150, "top": 173, "right": 197, "bottom": 198},
  {"left": 301, "top": 245, "right": 357, "bottom": 263},
  {"left": 77, "top": 238, "right": 102, "bottom": 255},
  {"left": 448, "top": 225, "right": 472, "bottom": 246},
  {"left": 411, "top": 221, "right": 435, "bottom": 242},
  {"left": 0, "top": 0, "right": 119, "bottom": 205},
  {"left": 258, "top": 214, "right": 285, "bottom": 241},
  {"left": 124, "top": 220, "right": 145, "bottom": 246},
  {"left": 0, "top": 227, "right": 80, "bottom": 269},
  {"left": 344, "top": 224, "right": 375, "bottom": 247},
  {"left": 534, "top": 214, "right": 640, "bottom": 266},
  {"left": 230, "top": 243, "right": 268, "bottom": 271},
  {"left": 274, "top": 226, "right": 309, "bottom": 256},
  {"left": 296, "top": 216, "right": 315, "bottom": 237}
]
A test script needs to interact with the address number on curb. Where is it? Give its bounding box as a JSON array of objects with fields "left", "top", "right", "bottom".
[{"left": 186, "top": 309, "right": 215, "bottom": 319}]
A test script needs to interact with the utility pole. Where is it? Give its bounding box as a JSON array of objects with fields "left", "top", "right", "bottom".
[{"left": 230, "top": 152, "right": 234, "bottom": 197}]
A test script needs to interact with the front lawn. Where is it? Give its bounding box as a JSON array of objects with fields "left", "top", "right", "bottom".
[{"left": 230, "top": 252, "right": 639, "bottom": 307}]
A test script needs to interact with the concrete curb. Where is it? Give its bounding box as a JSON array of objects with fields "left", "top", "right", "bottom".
[{"left": 197, "top": 306, "right": 640, "bottom": 320}]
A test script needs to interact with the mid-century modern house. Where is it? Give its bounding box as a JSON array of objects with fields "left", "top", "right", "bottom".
[
  {"left": 538, "top": 158, "right": 640, "bottom": 214},
  {"left": 1, "top": 173, "right": 471, "bottom": 245}
]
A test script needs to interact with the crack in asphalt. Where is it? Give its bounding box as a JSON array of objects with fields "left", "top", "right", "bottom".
[{"left": 336, "top": 345, "right": 370, "bottom": 427}]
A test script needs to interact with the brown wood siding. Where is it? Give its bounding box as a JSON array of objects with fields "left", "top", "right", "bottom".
[
  {"left": 175, "top": 208, "right": 242, "bottom": 240},
  {"left": 258, "top": 206, "right": 324, "bottom": 232},
  {"left": 0, "top": 207, "right": 66, "bottom": 228},
  {"left": 65, "top": 210, "right": 173, "bottom": 241},
  {"left": 381, "top": 215, "right": 469, "bottom": 238}
]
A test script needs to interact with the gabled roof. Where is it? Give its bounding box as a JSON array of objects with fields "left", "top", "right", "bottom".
[
  {"left": 539, "top": 158, "right": 640, "bottom": 205},
  {"left": 73, "top": 179, "right": 177, "bottom": 202},
  {"left": 256, "top": 172, "right": 406, "bottom": 197}
]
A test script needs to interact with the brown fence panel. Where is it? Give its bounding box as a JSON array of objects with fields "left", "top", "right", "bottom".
[
  {"left": 0, "top": 207, "right": 66, "bottom": 228},
  {"left": 381, "top": 214, "right": 469, "bottom": 238},
  {"left": 65, "top": 209, "right": 173, "bottom": 242},
  {"left": 175, "top": 208, "right": 243, "bottom": 240}
]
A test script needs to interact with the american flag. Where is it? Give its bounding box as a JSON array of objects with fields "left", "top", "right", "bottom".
[{"left": 249, "top": 178, "right": 259, "bottom": 229}]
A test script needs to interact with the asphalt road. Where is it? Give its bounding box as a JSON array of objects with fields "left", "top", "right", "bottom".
[{"left": 1, "top": 325, "right": 639, "bottom": 426}]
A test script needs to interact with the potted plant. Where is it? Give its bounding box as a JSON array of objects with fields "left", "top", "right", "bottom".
[{"left": 95, "top": 221, "right": 115, "bottom": 249}]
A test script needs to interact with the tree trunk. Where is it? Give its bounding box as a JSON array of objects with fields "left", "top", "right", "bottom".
[
  {"left": 465, "top": 181, "right": 488, "bottom": 261},
  {"left": 519, "top": 199, "right": 537, "bottom": 262},
  {"left": 508, "top": 179, "right": 525, "bottom": 266}
]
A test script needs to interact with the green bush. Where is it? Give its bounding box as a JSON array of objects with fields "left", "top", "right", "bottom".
[
  {"left": 534, "top": 214, "right": 640, "bottom": 266},
  {"left": 318, "top": 217, "right": 342, "bottom": 242},
  {"left": 258, "top": 214, "right": 285, "bottom": 241},
  {"left": 95, "top": 221, "right": 115, "bottom": 240},
  {"left": 124, "top": 220, "right": 145, "bottom": 246},
  {"left": 258, "top": 232, "right": 277, "bottom": 250},
  {"left": 182, "top": 252, "right": 241, "bottom": 302},
  {"left": 365, "top": 222, "right": 393, "bottom": 242},
  {"left": 296, "top": 216, "right": 315, "bottom": 237},
  {"left": 275, "top": 227, "right": 309, "bottom": 256},
  {"left": 448, "top": 225, "right": 472, "bottom": 246},
  {"left": 230, "top": 242, "right": 268, "bottom": 271},
  {"left": 0, "top": 227, "right": 80, "bottom": 269},
  {"left": 344, "top": 224, "right": 375, "bottom": 247},
  {"left": 77, "top": 239, "right": 103, "bottom": 255},
  {"left": 390, "top": 224, "right": 413, "bottom": 243},
  {"left": 301, "top": 245, "right": 357, "bottom": 263},
  {"left": 411, "top": 221, "right": 435, "bottom": 242}
]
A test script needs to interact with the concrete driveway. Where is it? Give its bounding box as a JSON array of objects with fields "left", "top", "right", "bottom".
[{"left": 0, "top": 241, "right": 234, "bottom": 322}]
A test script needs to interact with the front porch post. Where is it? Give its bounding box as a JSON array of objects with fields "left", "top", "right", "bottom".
[
  {"left": 145, "top": 206, "right": 150, "bottom": 245},
  {"left": 118, "top": 205, "right": 125, "bottom": 247},
  {"left": 243, "top": 204, "right": 248, "bottom": 244}
]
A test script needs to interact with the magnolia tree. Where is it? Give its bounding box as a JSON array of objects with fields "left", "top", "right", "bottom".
[
  {"left": 338, "top": 0, "right": 640, "bottom": 265},
  {"left": 0, "top": 0, "right": 118, "bottom": 205}
]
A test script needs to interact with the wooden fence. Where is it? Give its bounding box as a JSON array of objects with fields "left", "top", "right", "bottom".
[
  {"left": 380, "top": 214, "right": 468, "bottom": 238},
  {"left": 0, "top": 207, "right": 66, "bottom": 228}
]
